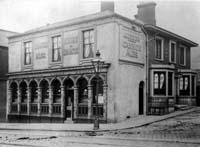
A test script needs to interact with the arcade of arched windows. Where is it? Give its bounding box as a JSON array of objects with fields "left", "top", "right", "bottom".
[{"left": 7, "top": 74, "right": 108, "bottom": 121}]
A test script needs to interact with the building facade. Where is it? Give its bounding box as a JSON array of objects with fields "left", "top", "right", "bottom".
[
  {"left": 135, "top": 2, "right": 198, "bottom": 115},
  {"left": 7, "top": 10, "right": 146, "bottom": 123},
  {"left": 0, "top": 29, "right": 18, "bottom": 122},
  {"left": 7, "top": 2, "right": 198, "bottom": 123}
]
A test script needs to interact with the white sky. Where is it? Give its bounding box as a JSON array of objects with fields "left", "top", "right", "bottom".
[{"left": 0, "top": 0, "right": 200, "bottom": 44}]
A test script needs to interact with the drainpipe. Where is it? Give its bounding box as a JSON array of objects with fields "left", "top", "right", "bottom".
[{"left": 141, "top": 25, "right": 149, "bottom": 115}]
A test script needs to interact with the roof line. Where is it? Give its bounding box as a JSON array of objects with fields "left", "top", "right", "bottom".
[
  {"left": 144, "top": 24, "right": 198, "bottom": 47},
  {"left": 9, "top": 11, "right": 142, "bottom": 39},
  {"left": 0, "top": 29, "right": 19, "bottom": 34}
]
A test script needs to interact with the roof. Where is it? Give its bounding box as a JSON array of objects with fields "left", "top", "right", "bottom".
[
  {"left": 144, "top": 24, "right": 198, "bottom": 47},
  {"left": 9, "top": 11, "right": 143, "bottom": 39},
  {"left": 0, "top": 29, "right": 19, "bottom": 46}
]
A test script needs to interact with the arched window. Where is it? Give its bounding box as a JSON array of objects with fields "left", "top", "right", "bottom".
[
  {"left": 29, "top": 81, "right": 38, "bottom": 103},
  {"left": 52, "top": 79, "right": 61, "bottom": 103},
  {"left": 10, "top": 82, "right": 18, "bottom": 103},
  {"left": 40, "top": 80, "right": 49, "bottom": 103},
  {"left": 91, "top": 77, "right": 103, "bottom": 104},
  {"left": 77, "top": 77, "right": 88, "bottom": 103},
  {"left": 20, "top": 82, "right": 28, "bottom": 103}
]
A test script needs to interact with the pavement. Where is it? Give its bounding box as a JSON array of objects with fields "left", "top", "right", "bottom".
[{"left": 1, "top": 107, "right": 200, "bottom": 132}]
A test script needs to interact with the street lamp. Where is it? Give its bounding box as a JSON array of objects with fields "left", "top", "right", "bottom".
[{"left": 91, "top": 50, "right": 104, "bottom": 130}]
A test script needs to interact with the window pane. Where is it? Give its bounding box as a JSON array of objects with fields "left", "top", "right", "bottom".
[
  {"left": 83, "top": 29, "right": 94, "bottom": 59},
  {"left": 171, "top": 43, "right": 175, "bottom": 62},
  {"left": 52, "top": 36, "right": 61, "bottom": 62},
  {"left": 168, "top": 72, "right": 173, "bottom": 96},
  {"left": 24, "top": 42, "right": 32, "bottom": 65},
  {"left": 90, "top": 30, "right": 94, "bottom": 43},
  {"left": 180, "top": 75, "right": 190, "bottom": 96},
  {"left": 192, "top": 76, "right": 195, "bottom": 96},
  {"left": 154, "top": 72, "right": 166, "bottom": 95},
  {"left": 180, "top": 47, "right": 185, "bottom": 65},
  {"left": 84, "top": 45, "right": 90, "bottom": 58},
  {"left": 156, "top": 39, "right": 162, "bottom": 59}
]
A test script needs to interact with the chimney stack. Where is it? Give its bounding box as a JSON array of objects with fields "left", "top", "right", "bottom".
[
  {"left": 135, "top": 2, "right": 156, "bottom": 25},
  {"left": 101, "top": 1, "right": 114, "bottom": 12}
]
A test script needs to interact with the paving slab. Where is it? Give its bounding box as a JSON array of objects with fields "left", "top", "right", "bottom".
[{"left": 1, "top": 107, "right": 199, "bottom": 132}]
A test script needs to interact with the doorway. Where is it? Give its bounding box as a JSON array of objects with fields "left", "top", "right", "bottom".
[
  {"left": 139, "top": 81, "right": 144, "bottom": 115},
  {"left": 64, "top": 79, "right": 74, "bottom": 120}
]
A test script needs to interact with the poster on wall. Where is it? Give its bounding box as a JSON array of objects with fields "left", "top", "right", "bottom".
[{"left": 120, "top": 26, "right": 144, "bottom": 64}]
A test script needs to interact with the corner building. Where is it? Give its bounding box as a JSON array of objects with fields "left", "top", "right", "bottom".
[{"left": 7, "top": 10, "right": 146, "bottom": 123}]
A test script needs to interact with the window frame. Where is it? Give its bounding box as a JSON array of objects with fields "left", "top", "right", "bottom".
[
  {"left": 155, "top": 36, "right": 164, "bottom": 61},
  {"left": 151, "top": 69, "right": 174, "bottom": 97},
  {"left": 169, "top": 40, "right": 176, "bottom": 63},
  {"left": 179, "top": 45, "right": 186, "bottom": 66},
  {"left": 52, "top": 35, "right": 62, "bottom": 63},
  {"left": 82, "top": 29, "right": 95, "bottom": 60},
  {"left": 179, "top": 74, "right": 190, "bottom": 96},
  {"left": 24, "top": 41, "right": 32, "bottom": 66}
]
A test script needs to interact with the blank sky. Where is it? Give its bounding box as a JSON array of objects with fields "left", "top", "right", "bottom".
[{"left": 0, "top": 0, "right": 200, "bottom": 44}]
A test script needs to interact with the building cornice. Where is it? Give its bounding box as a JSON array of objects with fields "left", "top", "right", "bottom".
[{"left": 8, "top": 63, "right": 111, "bottom": 79}]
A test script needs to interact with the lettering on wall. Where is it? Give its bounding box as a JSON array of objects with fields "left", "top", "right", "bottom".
[
  {"left": 63, "top": 32, "right": 79, "bottom": 56},
  {"left": 120, "top": 26, "right": 144, "bottom": 64},
  {"left": 36, "top": 52, "right": 46, "bottom": 60}
]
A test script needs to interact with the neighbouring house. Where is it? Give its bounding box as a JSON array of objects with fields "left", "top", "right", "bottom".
[
  {"left": 0, "top": 29, "right": 18, "bottom": 122},
  {"left": 135, "top": 2, "right": 198, "bottom": 114}
]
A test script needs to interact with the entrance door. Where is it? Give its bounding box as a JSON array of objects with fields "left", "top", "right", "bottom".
[
  {"left": 139, "top": 81, "right": 144, "bottom": 115},
  {"left": 64, "top": 79, "right": 74, "bottom": 120},
  {"left": 65, "top": 89, "right": 74, "bottom": 119}
]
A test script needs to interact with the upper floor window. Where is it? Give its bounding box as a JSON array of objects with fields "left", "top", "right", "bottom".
[
  {"left": 83, "top": 29, "right": 94, "bottom": 59},
  {"left": 155, "top": 37, "right": 164, "bottom": 60},
  {"left": 24, "top": 41, "right": 32, "bottom": 65},
  {"left": 52, "top": 35, "right": 61, "bottom": 62},
  {"left": 169, "top": 41, "right": 176, "bottom": 63},
  {"left": 180, "top": 45, "right": 186, "bottom": 65}
]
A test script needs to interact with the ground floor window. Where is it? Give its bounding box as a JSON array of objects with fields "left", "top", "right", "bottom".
[
  {"left": 152, "top": 70, "right": 174, "bottom": 96},
  {"left": 179, "top": 74, "right": 196, "bottom": 96},
  {"left": 154, "top": 72, "right": 166, "bottom": 95}
]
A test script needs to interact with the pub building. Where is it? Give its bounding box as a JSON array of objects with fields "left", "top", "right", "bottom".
[
  {"left": 7, "top": 2, "right": 146, "bottom": 123},
  {"left": 7, "top": 2, "right": 198, "bottom": 123}
]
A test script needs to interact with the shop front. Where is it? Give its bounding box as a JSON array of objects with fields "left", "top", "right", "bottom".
[{"left": 7, "top": 64, "right": 110, "bottom": 123}]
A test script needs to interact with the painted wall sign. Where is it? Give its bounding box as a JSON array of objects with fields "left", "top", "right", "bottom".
[
  {"left": 63, "top": 31, "right": 79, "bottom": 67},
  {"left": 34, "top": 48, "right": 48, "bottom": 69},
  {"left": 120, "top": 26, "right": 144, "bottom": 64},
  {"left": 63, "top": 31, "right": 79, "bottom": 56}
]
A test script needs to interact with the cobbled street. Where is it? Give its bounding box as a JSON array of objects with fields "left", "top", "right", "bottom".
[{"left": 0, "top": 110, "right": 200, "bottom": 146}]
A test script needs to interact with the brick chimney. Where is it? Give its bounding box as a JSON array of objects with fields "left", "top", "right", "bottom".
[
  {"left": 135, "top": 2, "right": 156, "bottom": 25},
  {"left": 101, "top": 1, "right": 114, "bottom": 12}
]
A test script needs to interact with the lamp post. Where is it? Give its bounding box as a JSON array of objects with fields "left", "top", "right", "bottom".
[{"left": 91, "top": 50, "right": 104, "bottom": 130}]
